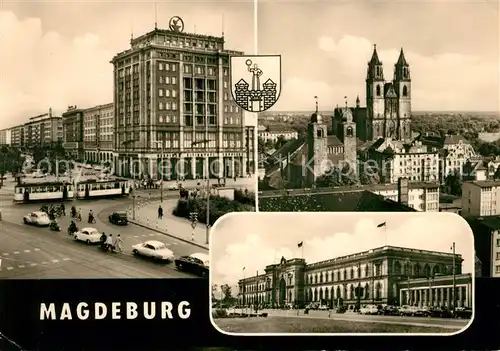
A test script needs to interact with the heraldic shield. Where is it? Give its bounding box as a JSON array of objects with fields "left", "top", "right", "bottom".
[{"left": 230, "top": 55, "right": 282, "bottom": 113}]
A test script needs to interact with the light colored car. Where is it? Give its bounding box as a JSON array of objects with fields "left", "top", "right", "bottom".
[
  {"left": 132, "top": 240, "right": 175, "bottom": 261},
  {"left": 73, "top": 227, "right": 101, "bottom": 244},
  {"left": 399, "top": 305, "right": 418, "bottom": 316},
  {"left": 23, "top": 211, "right": 51, "bottom": 226},
  {"left": 318, "top": 305, "right": 329, "bottom": 310},
  {"left": 359, "top": 304, "right": 379, "bottom": 315},
  {"left": 168, "top": 182, "right": 181, "bottom": 190}
]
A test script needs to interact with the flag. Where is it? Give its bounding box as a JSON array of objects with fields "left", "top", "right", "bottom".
[
  {"left": 242, "top": 267, "right": 245, "bottom": 271},
  {"left": 377, "top": 222, "right": 386, "bottom": 228},
  {"left": 314, "top": 96, "right": 318, "bottom": 99},
  {"left": 298, "top": 241, "right": 303, "bottom": 248}
]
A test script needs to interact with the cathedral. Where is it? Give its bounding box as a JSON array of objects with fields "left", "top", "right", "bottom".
[
  {"left": 332, "top": 44, "right": 412, "bottom": 142},
  {"left": 263, "top": 45, "right": 414, "bottom": 188}
]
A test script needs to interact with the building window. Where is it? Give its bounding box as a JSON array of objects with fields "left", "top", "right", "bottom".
[
  {"left": 224, "top": 69, "right": 228, "bottom": 76},
  {"left": 158, "top": 63, "right": 164, "bottom": 71},
  {"left": 159, "top": 76, "right": 164, "bottom": 84},
  {"left": 165, "top": 89, "right": 170, "bottom": 97},
  {"left": 159, "top": 102, "right": 164, "bottom": 110},
  {"left": 172, "top": 90, "right": 177, "bottom": 98},
  {"left": 166, "top": 63, "right": 170, "bottom": 71},
  {"left": 496, "top": 252, "right": 500, "bottom": 260},
  {"left": 224, "top": 105, "right": 228, "bottom": 112},
  {"left": 172, "top": 77, "right": 177, "bottom": 85},
  {"left": 224, "top": 92, "right": 228, "bottom": 101},
  {"left": 497, "top": 238, "right": 500, "bottom": 247},
  {"left": 165, "top": 76, "right": 171, "bottom": 84},
  {"left": 172, "top": 64, "right": 176, "bottom": 72},
  {"left": 208, "top": 67, "right": 214, "bottom": 75},
  {"left": 159, "top": 89, "right": 164, "bottom": 97},
  {"left": 496, "top": 265, "right": 500, "bottom": 273},
  {"left": 223, "top": 81, "right": 228, "bottom": 89}
]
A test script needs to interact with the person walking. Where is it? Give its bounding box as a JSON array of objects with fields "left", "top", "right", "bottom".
[
  {"left": 114, "top": 234, "right": 123, "bottom": 252},
  {"left": 105, "top": 234, "right": 114, "bottom": 252},
  {"left": 158, "top": 205, "right": 163, "bottom": 219}
]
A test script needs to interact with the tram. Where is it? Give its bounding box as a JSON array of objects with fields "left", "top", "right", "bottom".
[{"left": 13, "top": 178, "right": 131, "bottom": 203}]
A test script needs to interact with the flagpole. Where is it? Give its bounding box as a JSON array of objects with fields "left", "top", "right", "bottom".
[
  {"left": 256, "top": 270, "right": 259, "bottom": 314},
  {"left": 452, "top": 242, "right": 456, "bottom": 312}
]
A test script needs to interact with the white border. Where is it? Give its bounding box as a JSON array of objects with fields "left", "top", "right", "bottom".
[{"left": 208, "top": 211, "right": 475, "bottom": 336}]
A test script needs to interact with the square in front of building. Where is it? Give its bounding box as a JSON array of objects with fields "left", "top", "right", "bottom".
[{"left": 209, "top": 211, "right": 474, "bottom": 335}]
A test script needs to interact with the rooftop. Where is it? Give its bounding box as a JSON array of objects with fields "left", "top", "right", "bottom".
[
  {"left": 468, "top": 215, "right": 500, "bottom": 230},
  {"left": 465, "top": 180, "right": 500, "bottom": 188}
]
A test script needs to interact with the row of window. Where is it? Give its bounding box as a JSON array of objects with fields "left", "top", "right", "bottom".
[
  {"left": 158, "top": 62, "right": 177, "bottom": 72},
  {"left": 84, "top": 135, "right": 113, "bottom": 142},
  {"left": 158, "top": 89, "right": 177, "bottom": 98},
  {"left": 183, "top": 65, "right": 216, "bottom": 76},
  {"left": 158, "top": 76, "right": 178, "bottom": 85},
  {"left": 158, "top": 102, "right": 178, "bottom": 111}
]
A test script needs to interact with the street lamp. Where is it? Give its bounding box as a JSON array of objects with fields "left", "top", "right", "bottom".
[
  {"left": 153, "top": 140, "right": 166, "bottom": 203},
  {"left": 427, "top": 273, "right": 435, "bottom": 307},
  {"left": 405, "top": 258, "right": 411, "bottom": 305},
  {"left": 191, "top": 139, "right": 211, "bottom": 245}
]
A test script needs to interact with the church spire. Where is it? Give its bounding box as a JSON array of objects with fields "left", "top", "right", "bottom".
[
  {"left": 394, "top": 47, "right": 410, "bottom": 81},
  {"left": 356, "top": 95, "right": 360, "bottom": 108},
  {"left": 396, "top": 47, "right": 408, "bottom": 67},
  {"left": 367, "top": 44, "right": 384, "bottom": 81}
]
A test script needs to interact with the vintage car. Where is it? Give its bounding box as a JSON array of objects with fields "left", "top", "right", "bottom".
[
  {"left": 174, "top": 252, "right": 209, "bottom": 277},
  {"left": 109, "top": 212, "right": 128, "bottom": 225},
  {"left": 453, "top": 307, "right": 472, "bottom": 319},
  {"left": 73, "top": 227, "right": 101, "bottom": 244},
  {"left": 132, "top": 240, "right": 175, "bottom": 261},
  {"left": 23, "top": 211, "right": 51, "bottom": 226},
  {"left": 359, "top": 304, "right": 379, "bottom": 315}
]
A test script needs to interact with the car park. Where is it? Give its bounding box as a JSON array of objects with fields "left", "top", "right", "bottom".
[
  {"left": 174, "top": 252, "right": 209, "bottom": 277},
  {"left": 414, "top": 306, "right": 432, "bottom": 317},
  {"left": 380, "top": 305, "right": 399, "bottom": 315},
  {"left": 359, "top": 304, "right": 379, "bottom": 315},
  {"left": 23, "top": 211, "right": 51, "bottom": 226},
  {"left": 398, "top": 305, "right": 418, "bottom": 316},
  {"left": 73, "top": 227, "right": 101, "bottom": 244},
  {"left": 132, "top": 240, "right": 175, "bottom": 261}
]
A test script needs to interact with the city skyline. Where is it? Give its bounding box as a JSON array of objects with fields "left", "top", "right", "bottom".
[
  {"left": 258, "top": 0, "right": 499, "bottom": 112},
  {"left": 0, "top": 0, "right": 254, "bottom": 128},
  {"left": 211, "top": 212, "right": 474, "bottom": 286}
]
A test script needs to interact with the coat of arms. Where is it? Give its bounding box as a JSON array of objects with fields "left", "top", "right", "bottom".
[{"left": 230, "top": 55, "right": 281, "bottom": 113}]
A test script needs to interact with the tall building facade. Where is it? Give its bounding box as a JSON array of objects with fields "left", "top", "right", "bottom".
[
  {"left": 244, "top": 126, "right": 256, "bottom": 174},
  {"left": 10, "top": 125, "right": 23, "bottom": 148},
  {"left": 22, "top": 109, "right": 63, "bottom": 148},
  {"left": 462, "top": 180, "right": 500, "bottom": 217},
  {"left": 83, "top": 103, "right": 114, "bottom": 163},
  {"left": 238, "top": 246, "right": 472, "bottom": 309},
  {"left": 111, "top": 19, "right": 248, "bottom": 180},
  {"left": 62, "top": 106, "right": 85, "bottom": 160},
  {"left": 0, "top": 128, "right": 12, "bottom": 145}
]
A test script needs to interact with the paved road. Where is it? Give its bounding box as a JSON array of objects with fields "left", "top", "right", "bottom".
[
  {"left": 0, "top": 198, "right": 206, "bottom": 279},
  {"left": 236, "top": 309, "right": 469, "bottom": 329}
]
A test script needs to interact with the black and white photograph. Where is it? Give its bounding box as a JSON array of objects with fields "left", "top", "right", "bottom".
[
  {"left": 0, "top": 1, "right": 256, "bottom": 280},
  {"left": 210, "top": 212, "right": 474, "bottom": 335},
  {"left": 256, "top": 1, "right": 499, "bottom": 229}
]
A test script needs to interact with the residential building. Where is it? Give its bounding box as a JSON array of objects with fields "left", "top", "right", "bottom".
[
  {"left": 238, "top": 246, "right": 471, "bottom": 309},
  {"left": 10, "top": 125, "right": 23, "bottom": 148},
  {"left": 462, "top": 180, "right": 500, "bottom": 217},
  {"left": 466, "top": 216, "right": 500, "bottom": 277},
  {"left": 111, "top": 18, "right": 249, "bottom": 180},
  {"left": 62, "top": 105, "right": 84, "bottom": 160},
  {"left": 0, "top": 128, "right": 12, "bottom": 145},
  {"left": 83, "top": 103, "right": 114, "bottom": 163},
  {"left": 258, "top": 124, "right": 299, "bottom": 143},
  {"left": 22, "top": 109, "right": 63, "bottom": 148}
]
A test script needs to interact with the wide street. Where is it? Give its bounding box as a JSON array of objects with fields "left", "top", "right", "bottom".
[{"left": 0, "top": 185, "right": 207, "bottom": 278}]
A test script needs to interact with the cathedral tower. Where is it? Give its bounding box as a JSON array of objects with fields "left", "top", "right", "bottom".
[
  {"left": 393, "top": 48, "right": 412, "bottom": 140},
  {"left": 307, "top": 98, "right": 328, "bottom": 186},
  {"left": 366, "top": 44, "right": 385, "bottom": 140},
  {"left": 339, "top": 102, "right": 357, "bottom": 177}
]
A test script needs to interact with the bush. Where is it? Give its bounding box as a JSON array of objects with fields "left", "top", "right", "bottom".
[
  {"left": 172, "top": 195, "right": 254, "bottom": 225},
  {"left": 212, "top": 308, "right": 228, "bottom": 318},
  {"left": 234, "top": 189, "right": 255, "bottom": 205}
]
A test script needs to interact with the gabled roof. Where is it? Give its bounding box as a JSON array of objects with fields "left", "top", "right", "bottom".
[
  {"left": 444, "top": 135, "right": 469, "bottom": 145},
  {"left": 385, "top": 84, "right": 398, "bottom": 98}
]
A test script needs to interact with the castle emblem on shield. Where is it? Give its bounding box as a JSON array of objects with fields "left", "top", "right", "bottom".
[{"left": 230, "top": 55, "right": 281, "bottom": 113}]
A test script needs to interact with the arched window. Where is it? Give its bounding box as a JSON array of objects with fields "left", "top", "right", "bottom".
[
  {"left": 432, "top": 265, "right": 440, "bottom": 275},
  {"left": 349, "top": 285, "right": 354, "bottom": 299},
  {"left": 346, "top": 126, "right": 354, "bottom": 136},
  {"left": 402, "top": 85, "right": 408, "bottom": 97},
  {"left": 375, "top": 283, "right": 382, "bottom": 299},
  {"left": 376, "top": 85, "right": 381, "bottom": 96},
  {"left": 317, "top": 130, "right": 323, "bottom": 138},
  {"left": 325, "top": 288, "right": 329, "bottom": 300},
  {"left": 365, "top": 283, "right": 370, "bottom": 299},
  {"left": 350, "top": 267, "right": 354, "bottom": 279},
  {"left": 424, "top": 264, "right": 431, "bottom": 277},
  {"left": 336, "top": 286, "right": 341, "bottom": 299},
  {"left": 414, "top": 263, "right": 421, "bottom": 277},
  {"left": 314, "top": 289, "right": 318, "bottom": 301},
  {"left": 319, "top": 288, "right": 324, "bottom": 301}
]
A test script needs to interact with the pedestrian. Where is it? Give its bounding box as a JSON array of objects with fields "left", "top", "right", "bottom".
[
  {"left": 60, "top": 203, "right": 66, "bottom": 216},
  {"left": 114, "top": 234, "right": 123, "bottom": 252},
  {"left": 158, "top": 205, "right": 163, "bottom": 219},
  {"left": 105, "top": 234, "right": 113, "bottom": 252}
]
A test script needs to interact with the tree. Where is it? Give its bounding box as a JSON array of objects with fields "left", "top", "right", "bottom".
[
  {"left": 494, "top": 166, "right": 500, "bottom": 180},
  {"left": 273, "top": 135, "right": 288, "bottom": 150},
  {"left": 360, "top": 164, "right": 381, "bottom": 185},
  {"left": 220, "top": 284, "right": 232, "bottom": 302},
  {"left": 0, "top": 145, "right": 8, "bottom": 187},
  {"left": 443, "top": 169, "right": 462, "bottom": 196},
  {"left": 211, "top": 284, "right": 219, "bottom": 300}
]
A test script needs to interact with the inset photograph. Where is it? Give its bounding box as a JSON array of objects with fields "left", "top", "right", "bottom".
[{"left": 210, "top": 212, "right": 474, "bottom": 335}]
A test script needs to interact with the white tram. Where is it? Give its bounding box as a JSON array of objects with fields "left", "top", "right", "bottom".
[{"left": 13, "top": 178, "right": 131, "bottom": 203}]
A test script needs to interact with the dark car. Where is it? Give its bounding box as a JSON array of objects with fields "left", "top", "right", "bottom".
[
  {"left": 380, "top": 305, "right": 399, "bottom": 315},
  {"left": 414, "top": 306, "right": 432, "bottom": 317},
  {"left": 429, "top": 306, "right": 453, "bottom": 318},
  {"left": 336, "top": 305, "right": 347, "bottom": 313},
  {"left": 453, "top": 307, "right": 472, "bottom": 319},
  {"left": 174, "top": 252, "right": 209, "bottom": 278},
  {"left": 108, "top": 212, "right": 128, "bottom": 225}
]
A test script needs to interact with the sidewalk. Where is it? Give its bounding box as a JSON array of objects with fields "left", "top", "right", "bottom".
[{"left": 127, "top": 198, "right": 209, "bottom": 250}]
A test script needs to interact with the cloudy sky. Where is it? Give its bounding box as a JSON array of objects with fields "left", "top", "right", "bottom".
[
  {"left": 258, "top": 0, "right": 499, "bottom": 112},
  {"left": 211, "top": 212, "right": 474, "bottom": 286},
  {"left": 0, "top": 0, "right": 254, "bottom": 128}
]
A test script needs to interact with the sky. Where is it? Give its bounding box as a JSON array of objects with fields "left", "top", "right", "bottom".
[
  {"left": 211, "top": 212, "right": 474, "bottom": 286},
  {"left": 258, "top": 0, "right": 499, "bottom": 112},
  {"left": 0, "top": 0, "right": 254, "bottom": 129}
]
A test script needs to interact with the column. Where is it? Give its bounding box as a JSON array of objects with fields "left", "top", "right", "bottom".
[
  {"left": 204, "top": 156, "right": 209, "bottom": 178},
  {"left": 428, "top": 288, "right": 432, "bottom": 306},
  {"left": 458, "top": 286, "right": 463, "bottom": 307},
  {"left": 447, "top": 287, "right": 452, "bottom": 308},
  {"left": 218, "top": 154, "right": 224, "bottom": 178},
  {"left": 440, "top": 288, "right": 444, "bottom": 307},
  {"left": 242, "top": 154, "right": 248, "bottom": 176},
  {"left": 418, "top": 290, "right": 422, "bottom": 307},
  {"left": 179, "top": 156, "right": 185, "bottom": 179},
  {"left": 191, "top": 156, "right": 196, "bottom": 178},
  {"left": 465, "top": 285, "right": 470, "bottom": 307},
  {"left": 230, "top": 156, "right": 235, "bottom": 178}
]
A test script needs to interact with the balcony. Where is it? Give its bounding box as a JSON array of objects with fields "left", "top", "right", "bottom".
[{"left": 63, "top": 142, "right": 80, "bottom": 149}]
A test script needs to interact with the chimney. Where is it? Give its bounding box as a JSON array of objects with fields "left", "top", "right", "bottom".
[
  {"left": 49, "top": 107, "right": 52, "bottom": 117},
  {"left": 397, "top": 177, "right": 409, "bottom": 205}
]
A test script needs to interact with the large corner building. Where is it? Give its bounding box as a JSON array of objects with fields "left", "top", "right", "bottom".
[{"left": 111, "top": 19, "right": 250, "bottom": 180}]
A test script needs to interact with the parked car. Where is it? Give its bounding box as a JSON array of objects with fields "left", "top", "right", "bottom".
[
  {"left": 359, "top": 304, "right": 379, "bottom": 315},
  {"left": 132, "top": 240, "right": 175, "bottom": 261},
  {"left": 73, "top": 227, "right": 101, "bottom": 244},
  {"left": 399, "top": 305, "right": 418, "bottom": 316},
  {"left": 109, "top": 212, "right": 128, "bottom": 225},
  {"left": 336, "top": 305, "right": 347, "bottom": 313},
  {"left": 174, "top": 252, "right": 209, "bottom": 277},
  {"left": 318, "top": 305, "right": 329, "bottom": 310},
  {"left": 414, "top": 306, "right": 431, "bottom": 317},
  {"left": 380, "top": 305, "right": 399, "bottom": 315},
  {"left": 23, "top": 211, "right": 51, "bottom": 226},
  {"left": 429, "top": 306, "right": 453, "bottom": 318},
  {"left": 453, "top": 307, "right": 472, "bottom": 319}
]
